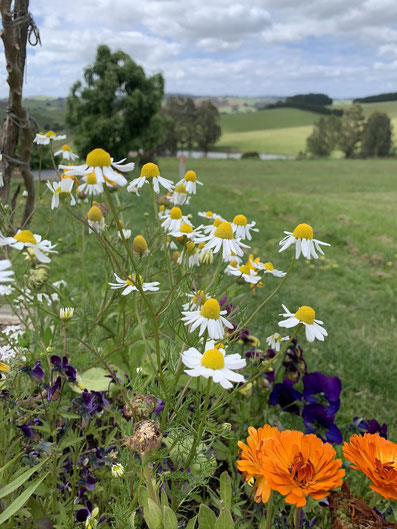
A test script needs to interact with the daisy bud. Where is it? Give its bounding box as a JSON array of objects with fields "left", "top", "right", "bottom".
[
  {"left": 59, "top": 307, "right": 74, "bottom": 320},
  {"left": 171, "top": 250, "right": 180, "bottom": 262},
  {"left": 87, "top": 205, "right": 103, "bottom": 222},
  {"left": 133, "top": 235, "right": 148, "bottom": 257}
]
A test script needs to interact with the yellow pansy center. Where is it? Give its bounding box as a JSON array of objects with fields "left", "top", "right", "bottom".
[
  {"left": 184, "top": 170, "right": 197, "bottom": 182},
  {"left": 140, "top": 162, "right": 160, "bottom": 178},
  {"left": 205, "top": 211, "right": 213, "bottom": 217},
  {"left": 239, "top": 265, "right": 250, "bottom": 274},
  {"left": 86, "top": 172, "right": 97, "bottom": 185},
  {"left": 0, "top": 362, "right": 10, "bottom": 373},
  {"left": 45, "top": 130, "right": 56, "bottom": 138},
  {"left": 13, "top": 230, "right": 37, "bottom": 244},
  {"left": 133, "top": 235, "right": 148, "bottom": 256},
  {"left": 200, "top": 298, "right": 221, "bottom": 319},
  {"left": 180, "top": 223, "right": 193, "bottom": 234},
  {"left": 213, "top": 217, "right": 222, "bottom": 228},
  {"left": 264, "top": 262, "right": 274, "bottom": 271},
  {"left": 192, "top": 290, "right": 207, "bottom": 306},
  {"left": 174, "top": 183, "right": 187, "bottom": 193},
  {"left": 292, "top": 223, "right": 313, "bottom": 240},
  {"left": 170, "top": 207, "right": 182, "bottom": 220},
  {"left": 233, "top": 214, "right": 247, "bottom": 226},
  {"left": 86, "top": 148, "right": 111, "bottom": 167},
  {"left": 61, "top": 144, "right": 71, "bottom": 152},
  {"left": 214, "top": 221, "right": 233, "bottom": 240},
  {"left": 87, "top": 206, "right": 103, "bottom": 222},
  {"left": 295, "top": 306, "right": 316, "bottom": 325},
  {"left": 201, "top": 348, "right": 225, "bottom": 370}
]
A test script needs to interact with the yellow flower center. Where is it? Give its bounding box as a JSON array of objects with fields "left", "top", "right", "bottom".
[
  {"left": 233, "top": 214, "right": 247, "bottom": 226},
  {"left": 86, "top": 148, "right": 111, "bottom": 167},
  {"left": 140, "top": 162, "right": 160, "bottom": 178},
  {"left": 180, "top": 223, "right": 193, "bottom": 234},
  {"left": 229, "top": 259, "right": 238, "bottom": 268},
  {"left": 198, "top": 242, "right": 205, "bottom": 249},
  {"left": 0, "top": 362, "right": 10, "bottom": 373},
  {"left": 264, "top": 262, "right": 274, "bottom": 271},
  {"left": 13, "top": 230, "right": 37, "bottom": 244},
  {"left": 86, "top": 172, "right": 97, "bottom": 185},
  {"left": 201, "top": 348, "right": 225, "bottom": 370},
  {"left": 133, "top": 235, "right": 148, "bottom": 256},
  {"left": 200, "top": 298, "right": 221, "bottom": 319},
  {"left": 184, "top": 170, "right": 197, "bottom": 182},
  {"left": 239, "top": 265, "right": 250, "bottom": 274},
  {"left": 213, "top": 217, "right": 222, "bottom": 228},
  {"left": 192, "top": 290, "right": 207, "bottom": 306},
  {"left": 292, "top": 223, "right": 313, "bottom": 240},
  {"left": 295, "top": 306, "right": 316, "bottom": 325},
  {"left": 170, "top": 207, "right": 182, "bottom": 220},
  {"left": 87, "top": 206, "right": 103, "bottom": 222},
  {"left": 61, "top": 144, "right": 71, "bottom": 152},
  {"left": 186, "top": 241, "right": 196, "bottom": 253},
  {"left": 126, "top": 274, "right": 141, "bottom": 286},
  {"left": 45, "top": 130, "right": 56, "bottom": 138},
  {"left": 214, "top": 221, "right": 233, "bottom": 240},
  {"left": 174, "top": 183, "right": 187, "bottom": 193},
  {"left": 205, "top": 211, "right": 213, "bottom": 217}
]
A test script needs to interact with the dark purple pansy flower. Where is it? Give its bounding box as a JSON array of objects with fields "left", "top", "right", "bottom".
[
  {"left": 220, "top": 296, "right": 234, "bottom": 315},
  {"left": 73, "top": 390, "right": 109, "bottom": 423},
  {"left": 302, "top": 371, "right": 342, "bottom": 415},
  {"left": 47, "top": 376, "right": 62, "bottom": 401},
  {"left": 353, "top": 417, "right": 388, "bottom": 439},
  {"left": 269, "top": 378, "right": 302, "bottom": 414},
  {"left": 75, "top": 500, "right": 105, "bottom": 525},
  {"left": 78, "top": 466, "right": 97, "bottom": 491},
  {"left": 283, "top": 341, "right": 307, "bottom": 382},
  {"left": 302, "top": 403, "right": 342, "bottom": 444},
  {"left": 50, "top": 355, "right": 77, "bottom": 382},
  {"left": 154, "top": 399, "right": 165, "bottom": 418},
  {"left": 21, "top": 361, "right": 45, "bottom": 382}
]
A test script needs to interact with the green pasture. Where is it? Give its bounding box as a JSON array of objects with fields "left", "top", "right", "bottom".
[{"left": 24, "top": 157, "right": 397, "bottom": 438}]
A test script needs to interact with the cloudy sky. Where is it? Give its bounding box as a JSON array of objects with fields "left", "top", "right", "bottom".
[{"left": 2, "top": 0, "right": 397, "bottom": 99}]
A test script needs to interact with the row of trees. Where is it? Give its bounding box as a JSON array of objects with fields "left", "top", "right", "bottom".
[
  {"left": 306, "top": 104, "right": 393, "bottom": 158},
  {"left": 66, "top": 46, "right": 221, "bottom": 162}
]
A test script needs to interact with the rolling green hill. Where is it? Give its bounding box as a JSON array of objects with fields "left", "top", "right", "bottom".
[{"left": 0, "top": 97, "right": 66, "bottom": 131}]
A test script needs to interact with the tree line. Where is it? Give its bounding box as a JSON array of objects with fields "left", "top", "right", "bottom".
[{"left": 306, "top": 103, "right": 393, "bottom": 158}]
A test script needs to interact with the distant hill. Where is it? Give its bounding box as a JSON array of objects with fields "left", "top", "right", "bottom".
[
  {"left": 354, "top": 92, "right": 397, "bottom": 103},
  {"left": 0, "top": 97, "right": 67, "bottom": 131}
]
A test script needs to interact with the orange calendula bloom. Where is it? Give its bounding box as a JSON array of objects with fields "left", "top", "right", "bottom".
[
  {"left": 260, "top": 430, "right": 345, "bottom": 507},
  {"left": 237, "top": 425, "right": 280, "bottom": 503},
  {"left": 343, "top": 433, "right": 397, "bottom": 501}
]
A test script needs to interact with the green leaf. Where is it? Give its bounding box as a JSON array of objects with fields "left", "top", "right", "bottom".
[
  {"left": 78, "top": 367, "right": 110, "bottom": 392},
  {"left": 198, "top": 504, "right": 217, "bottom": 529},
  {"left": 0, "top": 452, "right": 23, "bottom": 477},
  {"left": 143, "top": 498, "right": 163, "bottom": 529},
  {"left": 138, "top": 485, "right": 149, "bottom": 511},
  {"left": 129, "top": 511, "right": 136, "bottom": 528},
  {"left": 162, "top": 506, "right": 178, "bottom": 529},
  {"left": 219, "top": 472, "right": 232, "bottom": 510},
  {"left": 0, "top": 473, "right": 48, "bottom": 525},
  {"left": 160, "top": 489, "right": 169, "bottom": 508},
  {"left": 186, "top": 516, "right": 197, "bottom": 529},
  {"left": 214, "top": 510, "right": 234, "bottom": 529},
  {"left": 0, "top": 458, "right": 48, "bottom": 498}
]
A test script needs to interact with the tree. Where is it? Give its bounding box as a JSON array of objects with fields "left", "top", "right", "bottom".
[
  {"left": 0, "top": 0, "right": 40, "bottom": 227},
  {"left": 306, "top": 116, "right": 341, "bottom": 157},
  {"left": 66, "top": 45, "right": 164, "bottom": 160},
  {"left": 361, "top": 111, "right": 393, "bottom": 157},
  {"left": 160, "top": 96, "right": 197, "bottom": 154},
  {"left": 195, "top": 100, "right": 221, "bottom": 154},
  {"left": 338, "top": 103, "right": 365, "bottom": 158}
]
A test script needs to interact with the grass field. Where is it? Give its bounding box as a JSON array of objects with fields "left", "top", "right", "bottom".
[{"left": 23, "top": 157, "right": 397, "bottom": 438}]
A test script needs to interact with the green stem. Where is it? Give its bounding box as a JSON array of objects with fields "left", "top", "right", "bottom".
[
  {"left": 134, "top": 294, "right": 158, "bottom": 378},
  {"left": 294, "top": 506, "right": 301, "bottom": 529},
  {"left": 265, "top": 490, "right": 274, "bottom": 529},
  {"left": 142, "top": 454, "right": 159, "bottom": 506}
]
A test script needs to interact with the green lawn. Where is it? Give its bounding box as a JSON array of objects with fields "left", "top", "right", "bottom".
[{"left": 26, "top": 157, "right": 397, "bottom": 438}]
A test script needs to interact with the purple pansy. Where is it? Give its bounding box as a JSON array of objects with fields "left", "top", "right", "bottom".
[
  {"left": 269, "top": 378, "right": 302, "bottom": 415},
  {"left": 353, "top": 417, "right": 388, "bottom": 439},
  {"left": 21, "top": 361, "right": 45, "bottom": 382},
  {"left": 50, "top": 355, "right": 77, "bottom": 382},
  {"left": 48, "top": 376, "right": 62, "bottom": 401},
  {"left": 302, "top": 371, "right": 341, "bottom": 415},
  {"left": 302, "top": 403, "right": 343, "bottom": 444}
]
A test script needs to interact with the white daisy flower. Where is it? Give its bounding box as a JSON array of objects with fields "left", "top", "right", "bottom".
[
  {"left": 198, "top": 244, "right": 214, "bottom": 265},
  {"left": 0, "top": 285, "right": 13, "bottom": 295},
  {"left": 251, "top": 260, "right": 286, "bottom": 277},
  {"left": 0, "top": 259, "right": 14, "bottom": 283},
  {"left": 127, "top": 162, "right": 173, "bottom": 195},
  {"left": 177, "top": 241, "right": 201, "bottom": 267},
  {"left": 278, "top": 304, "right": 327, "bottom": 342},
  {"left": 1, "top": 325, "right": 23, "bottom": 339},
  {"left": 111, "top": 463, "right": 125, "bottom": 478},
  {"left": 231, "top": 214, "right": 258, "bottom": 241},
  {"left": 168, "top": 223, "right": 202, "bottom": 240},
  {"left": 266, "top": 332, "right": 289, "bottom": 352},
  {"left": 198, "top": 210, "right": 223, "bottom": 222},
  {"left": 202, "top": 216, "right": 226, "bottom": 235},
  {"left": 33, "top": 131, "right": 66, "bottom": 145},
  {"left": 226, "top": 263, "right": 261, "bottom": 284},
  {"left": 53, "top": 280, "right": 67, "bottom": 288},
  {"left": 54, "top": 144, "right": 79, "bottom": 161},
  {"left": 37, "top": 292, "right": 59, "bottom": 305},
  {"left": 109, "top": 273, "right": 159, "bottom": 295},
  {"left": 87, "top": 205, "right": 105, "bottom": 233},
  {"left": 181, "top": 298, "right": 233, "bottom": 340},
  {"left": 59, "top": 307, "right": 74, "bottom": 320},
  {"left": 181, "top": 340, "right": 246, "bottom": 389},
  {"left": 118, "top": 229, "right": 132, "bottom": 240},
  {"left": 60, "top": 148, "right": 134, "bottom": 187},
  {"left": 182, "top": 290, "right": 211, "bottom": 311},
  {"left": 170, "top": 183, "right": 190, "bottom": 205},
  {"left": 0, "top": 230, "right": 57, "bottom": 263},
  {"left": 161, "top": 207, "right": 191, "bottom": 233},
  {"left": 77, "top": 171, "right": 104, "bottom": 196},
  {"left": 46, "top": 179, "right": 76, "bottom": 209},
  {"left": 176, "top": 170, "right": 203, "bottom": 195},
  {"left": 279, "top": 223, "right": 330, "bottom": 260},
  {"left": 198, "top": 221, "right": 249, "bottom": 261}
]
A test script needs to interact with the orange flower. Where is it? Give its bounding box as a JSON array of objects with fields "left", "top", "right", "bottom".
[
  {"left": 237, "top": 425, "right": 280, "bottom": 503},
  {"left": 260, "top": 430, "right": 345, "bottom": 507},
  {"left": 343, "top": 433, "right": 397, "bottom": 500}
]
